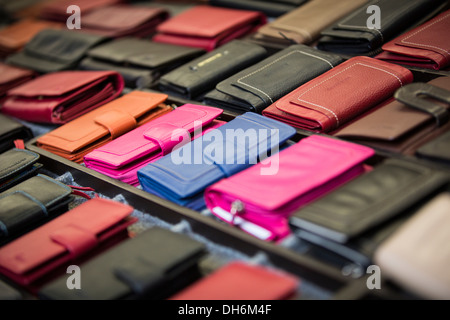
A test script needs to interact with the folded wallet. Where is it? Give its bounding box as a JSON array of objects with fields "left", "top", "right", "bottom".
[
  {"left": 416, "top": 130, "right": 450, "bottom": 163},
  {"left": 137, "top": 112, "right": 296, "bottom": 211},
  {"left": 39, "top": 0, "right": 122, "bottom": 21},
  {"left": 0, "top": 197, "right": 136, "bottom": 288},
  {"left": 38, "top": 227, "right": 207, "bottom": 300},
  {"left": 203, "top": 44, "right": 344, "bottom": 114},
  {"left": 153, "top": 5, "right": 266, "bottom": 51},
  {"left": 262, "top": 56, "right": 413, "bottom": 133},
  {"left": 84, "top": 104, "right": 225, "bottom": 186},
  {"left": 0, "top": 63, "right": 36, "bottom": 98},
  {"left": 209, "top": 0, "right": 306, "bottom": 18},
  {"left": 2, "top": 70, "right": 124, "bottom": 124},
  {"left": 0, "top": 114, "right": 33, "bottom": 154},
  {"left": 36, "top": 91, "right": 172, "bottom": 163}
]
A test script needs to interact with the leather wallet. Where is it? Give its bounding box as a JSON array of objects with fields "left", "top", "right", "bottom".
[
  {"left": 2, "top": 70, "right": 124, "bottom": 124},
  {"left": 262, "top": 56, "right": 413, "bottom": 133},
  {"left": 209, "top": 0, "right": 306, "bottom": 18},
  {"left": 79, "top": 5, "right": 169, "bottom": 38},
  {"left": 374, "top": 192, "right": 450, "bottom": 300},
  {"left": 38, "top": 227, "right": 207, "bottom": 300},
  {"left": 79, "top": 38, "right": 205, "bottom": 89},
  {"left": 158, "top": 40, "right": 268, "bottom": 100},
  {"left": 84, "top": 104, "right": 225, "bottom": 186},
  {"left": 137, "top": 112, "right": 296, "bottom": 211},
  {"left": 153, "top": 5, "right": 266, "bottom": 52},
  {"left": 416, "top": 130, "right": 450, "bottom": 163},
  {"left": 203, "top": 44, "right": 344, "bottom": 114},
  {"left": 205, "top": 135, "right": 374, "bottom": 242},
  {"left": 170, "top": 261, "right": 299, "bottom": 300},
  {"left": 376, "top": 9, "right": 450, "bottom": 70},
  {"left": 0, "top": 197, "right": 136, "bottom": 288},
  {"left": 39, "top": 0, "right": 122, "bottom": 21},
  {"left": 318, "top": 0, "right": 447, "bottom": 56},
  {"left": 0, "top": 63, "right": 36, "bottom": 98},
  {"left": 0, "top": 174, "right": 73, "bottom": 245},
  {"left": 289, "top": 158, "right": 449, "bottom": 244},
  {"left": 249, "top": 0, "right": 366, "bottom": 48},
  {"left": 0, "top": 148, "right": 42, "bottom": 193},
  {"left": 0, "top": 114, "right": 34, "bottom": 154},
  {"left": 333, "top": 76, "right": 450, "bottom": 155},
  {"left": 36, "top": 91, "right": 172, "bottom": 163},
  {"left": 0, "top": 279, "right": 22, "bottom": 300},
  {"left": 6, "top": 29, "right": 108, "bottom": 73}
]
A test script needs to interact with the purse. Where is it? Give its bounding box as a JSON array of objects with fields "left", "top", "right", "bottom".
[
  {"left": 36, "top": 91, "right": 172, "bottom": 163},
  {"left": 262, "top": 56, "right": 413, "bottom": 133},
  {"left": 209, "top": 0, "right": 306, "bottom": 18},
  {"left": 0, "top": 114, "right": 33, "bottom": 154},
  {"left": 2, "top": 70, "right": 124, "bottom": 124},
  {"left": 0, "top": 63, "right": 35, "bottom": 98}
]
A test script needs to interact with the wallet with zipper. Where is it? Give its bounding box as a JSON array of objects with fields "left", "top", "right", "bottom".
[
  {"left": 36, "top": 91, "right": 172, "bottom": 163},
  {"left": 210, "top": 0, "right": 306, "bottom": 18},
  {"left": 0, "top": 114, "right": 33, "bottom": 154},
  {"left": 0, "top": 63, "right": 36, "bottom": 98}
]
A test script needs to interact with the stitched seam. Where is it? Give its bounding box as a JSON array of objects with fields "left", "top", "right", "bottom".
[
  {"left": 0, "top": 150, "right": 38, "bottom": 180},
  {"left": 37, "top": 174, "right": 72, "bottom": 207}
]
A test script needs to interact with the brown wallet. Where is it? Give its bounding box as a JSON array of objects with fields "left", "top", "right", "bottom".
[{"left": 36, "top": 91, "right": 172, "bottom": 163}]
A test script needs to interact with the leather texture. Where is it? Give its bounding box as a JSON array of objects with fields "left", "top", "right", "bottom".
[
  {"left": 262, "top": 56, "right": 413, "bottom": 133},
  {"left": 36, "top": 91, "right": 172, "bottom": 163},
  {"left": 137, "top": 112, "right": 296, "bottom": 211},
  {"left": 0, "top": 114, "right": 33, "bottom": 154},
  {"left": 84, "top": 104, "right": 225, "bottom": 186},
  {"left": 0, "top": 63, "right": 36, "bottom": 98},
  {"left": 0, "top": 148, "right": 41, "bottom": 193},
  {"left": 209, "top": 0, "right": 306, "bottom": 18},
  {"left": 203, "top": 44, "right": 344, "bottom": 114},
  {"left": 416, "top": 130, "right": 450, "bottom": 163},
  {"left": 2, "top": 70, "right": 124, "bottom": 124},
  {"left": 153, "top": 5, "right": 266, "bottom": 51},
  {"left": 39, "top": 0, "right": 122, "bottom": 21},
  {"left": 38, "top": 227, "right": 207, "bottom": 300}
]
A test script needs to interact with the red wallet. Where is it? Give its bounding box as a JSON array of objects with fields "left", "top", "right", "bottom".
[{"left": 0, "top": 63, "right": 35, "bottom": 98}]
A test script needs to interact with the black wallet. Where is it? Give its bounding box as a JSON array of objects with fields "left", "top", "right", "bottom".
[
  {"left": 416, "top": 130, "right": 450, "bottom": 164},
  {"left": 158, "top": 40, "right": 268, "bottom": 100},
  {"left": 0, "top": 114, "right": 33, "bottom": 154},
  {"left": 38, "top": 227, "right": 207, "bottom": 300},
  {"left": 203, "top": 44, "right": 344, "bottom": 114},
  {"left": 6, "top": 29, "right": 108, "bottom": 73},
  {"left": 317, "top": 0, "right": 447, "bottom": 56},
  {"left": 79, "top": 38, "right": 205, "bottom": 89},
  {"left": 209, "top": 0, "right": 307, "bottom": 18}
]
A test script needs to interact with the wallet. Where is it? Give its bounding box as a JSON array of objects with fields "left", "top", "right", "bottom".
[
  {"left": 317, "top": 0, "right": 447, "bottom": 56},
  {"left": 158, "top": 40, "right": 268, "bottom": 100},
  {"left": 39, "top": 0, "right": 122, "bottom": 21},
  {"left": 249, "top": 0, "right": 366, "bottom": 48},
  {"left": 209, "top": 0, "right": 306, "bottom": 18},
  {"left": 36, "top": 91, "right": 172, "bottom": 163},
  {"left": 376, "top": 9, "right": 450, "bottom": 70},
  {"left": 0, "top": 279, "right": 22, "bottom": 300},
  {"left": 79, "top": 5, "right": 169, "bottom": 38},
  {"left": 169, "top": 261, "right": 299, "bottom": 300},
  {"left": 203, "top": 44, "right": 344, "bottom": 114},
  {"left": 0, "top": 174, "right": 73, "bottom": 245},
  {"left": 0, "top": 197, "right": 136, "bottom": 288},
  {"left": 137, "top": 112, "right": 296, "bottom": 211},
  {"left": 205, "top": 135, "right": 374, "bottom": 242},
  {"left": 416, "top": 130, "right": 450, "bottom": 163},
  {"left": 2, "top": 70, "right": 124, "bottom": 124},
  {"left": 262, "top": 56, "right": 413, "bottom": 133},
  {"left": 84, "top": 104, "right": 225, "bottom": 186},
  {"left": 79, "top": 38, "right": 205, "bottom": 89},
  {"left": 0, "top": 114, "right": 34, "bottom": 154},
  {"left": 38, "top": 227, "right": 207, "bottom": 300},
  {"left": 0, "top": 148, "right": 42, "bottom": 193},
  {"left": 6, "top": 29, "right": 108, "bottom": 73},
  {"left": 153, "top": 5, "right": 266, "bottom": 52},
  {"left": 374, "top": 192, "right": 450, "bottom": 300},
  {"left": 0, "top": 63, "right": 36, "bottom": 98}
]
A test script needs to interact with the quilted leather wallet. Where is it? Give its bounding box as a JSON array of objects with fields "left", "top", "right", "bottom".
[
  {"left": 0, "top": 63, "right": 35, "bottom": 98},
  {"left": 289, "top": 158, "right": 449, "bottom": 244},
  {"left": 137, "top": 112, "right": 296, "bottom": 211},
  {"left": 36, "top": 91, "right": 172, "bottom": 163},
  {"left": 203, "top": 44, "right": 344, "bottom": 114},
  {"left": 374, "top": 192, "right": 450, "bottom": 300},
  {"left": 0, "top": 148, "right": 42, "bottom": 193},
  {"left": 79, "top": 38, "right": 205, "bottom": 89},
  {"left": 205, "top": 135, "right": 374, "bottom": 242},
  {"left": 0, "top": 174, "right": 73, "bottom": 245},
  {"left": 153, "top": 5, "right": 266, "bottom": 51},
  {"left": 39, "top": 0, "right": 122, "bottom": 21},
  {"left": 84, "top": 104, "right": 225, "bottom": 186},
  {"left": 376, "top": 9, "right": 450, "bottom": 70},
  {"left": 262, "top": 56, "right": 413, "bottom": 133},
  {"left": 250, "top": 0, "right": 366, "bottom": 48},
  {"left": 38, "top": 227, "right": 207, "bottom": 300},
  {"left": 318, "top": 0, "right": 447, "bottom": 56},
  {"left": 158, "top": 40, "right": 268, "bottom": 100},
  {"left": 209, "top": 0, "right": 306, "bottom": 18},
  {"left": 170, "top": 261, "right": 299, "bottom": 300},
  {"left": 79, "top": 5, "right": 169, "bottom": 38},
  {"left": 6, "top": 29, "right": 108, "bottom": 73},
  {"left": 2, "top": 70, "right": 124, "bottom": 124},
  {"left": 0, "top": 114, "right": 33, "bottom": 154},
  {"left": 0, "top": 197, "right": 136, "bottom": 288}
]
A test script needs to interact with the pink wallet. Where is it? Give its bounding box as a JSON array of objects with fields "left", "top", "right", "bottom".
[
  {"left": 205, "top": 135, "right": 374, "bottom": 242},
  {"left": 84, "top": 104, "right": 225, "bottom": 186}
]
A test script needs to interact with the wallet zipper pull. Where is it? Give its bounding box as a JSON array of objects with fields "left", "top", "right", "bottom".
[{"left": 230, "top": 200, "right": 244, "bottom": 225}]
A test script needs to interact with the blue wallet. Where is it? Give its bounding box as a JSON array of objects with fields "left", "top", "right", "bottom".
[{"left": 137, "top": 112, "right": 296, "bottom": 210}]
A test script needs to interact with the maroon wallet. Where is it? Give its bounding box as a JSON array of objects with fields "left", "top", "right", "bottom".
[
  {"left": 0, "top": 63, "right": 35, "bottom": 99},
  {"left": 1, "top": 70, "right": 124, "bottom": 124}
]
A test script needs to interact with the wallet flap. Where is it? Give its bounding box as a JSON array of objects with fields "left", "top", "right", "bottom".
[
  {"left": 143, "top": 124, "right": 191, "bottom": 156},
  {"left": 0, "top": 148, "right": 39, "bottom": 183},
  {"left": 50, "top": 225, "right": 98, "bottom": 259},
  {"left": 94, "top": 110, "right": 137, "bottom": 140},
  {"left": 0, "top": 63, "right": 35, "bottom": 87}
]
